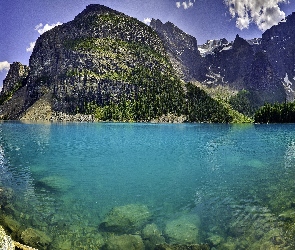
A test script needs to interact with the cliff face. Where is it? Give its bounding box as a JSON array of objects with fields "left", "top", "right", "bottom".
[
  {"left": 261, "top": 13, "right": 295, "bottom": 101},
  {"left": 150, "top": 19, "right": 206, "bottom": 82},
  {"left": 0, "top": 62, "right": 29, "bottom": 119},
  {"left": 25, "top": 4, "right": 174, "bottom": 115},
  {"left": 1, "top": 62, "right": 29, "bottom": 97}
]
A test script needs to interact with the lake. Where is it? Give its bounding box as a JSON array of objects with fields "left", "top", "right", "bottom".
[{"left": 1, "top": 121, "right": 295, "bottom": 249}]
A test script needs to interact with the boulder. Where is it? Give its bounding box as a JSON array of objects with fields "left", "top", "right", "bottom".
[
  {"left": 36, "top": 175, "right": 73, "bottom": 192},
  {"left": 102, "top": 234, "right": 144, "bottom": 250},
  {"left": 164, "top": 214, "right": 200, "bottom": 244},
  {"left": 154, "top": 243, "right": 210, "bottom": 250},
  {"left": 100, "top": 204, "right": 151, "bottom": 233},
  {"left": 2, "top": 216, "right": 21, "bottom": 235},
  {"left": 0, "top": 187, "right": 14, "bottom": 206},
  {"left": 142, "top": 223, "right": 162, "bottom": 239},
  {"left": 21, "top": 228, "right": 52, "bottom": 249}
]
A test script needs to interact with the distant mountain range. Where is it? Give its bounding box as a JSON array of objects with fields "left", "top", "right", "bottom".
[{"left": 1, "top": 4, "right": 294, "bottom": 122}]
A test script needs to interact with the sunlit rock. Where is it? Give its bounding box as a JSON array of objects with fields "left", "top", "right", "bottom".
[
  {"left": 21, "top": 227, "right": 52, "bottom": 249},
  {"left": 102, "top": 234, "right": 144, "bottom": 250},
  {"left": 0, "top": 226, "right": 14, "bottom": 250},
  {"left": 100, "top": 204, "right": 151, "bottom": 233},
  {"left": 164, "top": 214, "right": 200, "bottom": 244}
]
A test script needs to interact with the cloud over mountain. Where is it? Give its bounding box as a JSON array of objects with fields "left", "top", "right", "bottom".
[
  {"left": 143, "top": 17, "right": 151, "bottom": 25},
  {"left": 35, "top": 22, "right": 63, "bottom": 35},
  {"left": 26, "top": 22, "right": 63, "bottom": 53},
  {"left": 0, "top": 61, "right": 10, "bottom": 72},
  {"left": 224, "top": 0, "right": 287, "bottom": 30}
]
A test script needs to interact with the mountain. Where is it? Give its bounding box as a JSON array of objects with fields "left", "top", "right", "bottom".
[
  {"left": 150, "top": 19, "right": 207, "bottom": 82},
  {"left": 0, "top": 4, "right": 233, "bottom": 123},
  {"left": 151, "top": 13, "right": 295, "bottom": 110}
]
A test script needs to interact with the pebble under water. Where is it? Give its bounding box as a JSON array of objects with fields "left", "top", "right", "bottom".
[{"left": 1, "top": 122, "right": 295, "bottom": 249}]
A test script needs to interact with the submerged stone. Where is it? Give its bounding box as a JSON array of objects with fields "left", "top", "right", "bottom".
[
  {"left": 154, "top": 243, "right": 210, "bottom": 250},
  {"left": 36, "top": 175, "right": 73, "bottom": 192},
  {"left": 0, "top": 226, "right": 14, "bottom": 250},
  {"left": 100, "top": 204, "right": 151, "bottom": 233},
  {"left": 21, "top": 228, "right": 52, "bottom": 249},
  {"left": 0, "top": 187, "right": 14, "bottom": 206},
  {"left": 102, "top": 234, "right": 144, "bottom": 250},
  {"left": 2, "top": 216, "right": 21, "bottom": 237},
  {"left": 164, "top": 214, "right": 200, "bottom": 244}
]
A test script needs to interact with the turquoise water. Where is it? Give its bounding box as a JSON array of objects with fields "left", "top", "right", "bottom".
[{"left": 1, "top": 122, "right": 295, "bottom": 249}]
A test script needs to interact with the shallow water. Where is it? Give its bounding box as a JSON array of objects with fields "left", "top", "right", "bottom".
[{"left": 1, "top": 122, "right": 295, "bottom": 249}]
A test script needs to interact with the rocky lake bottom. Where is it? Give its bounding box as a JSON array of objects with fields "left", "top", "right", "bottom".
[{"left": 1, "top": 122, "right": 295, "bottom": 249}]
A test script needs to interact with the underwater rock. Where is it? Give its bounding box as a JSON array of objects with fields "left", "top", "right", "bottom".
[
  {"left": 142, "top": 223, "right": 162, "bottom": 239},
  {"left": 0, "top": 187, "right": 15, "bottom": 206},
  {"left": 2, "top": 216, "right": 21, "bottom": 237},
  {"left": 164, "top": 214, "right": 200, "bottom": 244},
  {"left": 50, "top": 238, "right": 72, "bottom": 250},
  {"left": 278, "top": 209, "right": 295, "bottom": 222},
  {"left": 99, "top": 204, "right": 151, "bottom": 233},
  {"left": 102, "top": 234, "right": 144, "bottom": 250},
  {"left": 0, "top": 226, "right": 14, "bottom": 250},
  {"left": 21, "top": 228, "right": 52, "bottom": 249},
  {"left": 206, "top": 234, "right": 224, "bottom": 247},
  {"left": 143, "top": 235, "right": 166, "bottom": 250},
  {"left": 154, "top": 243, "right": 210, "bottom": 250},
  {"left": 36, "top": 175, "right": 73, "bottom": 192},
  {"left": 142, "top": 223, "right": 165, "bottom": 249}
]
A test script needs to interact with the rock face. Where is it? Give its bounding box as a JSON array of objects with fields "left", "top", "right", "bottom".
[
  {"left": 151, "top": 13, "right": 295, "bottom": 106},
  {"left": 150, "top": 19, "right": 206, "bottom": 82},
  {"left": 0, "top": 62, "right": 29, "bottom": 119},
  {"left": 26, "top": 4, "right": 169, "bottom": 114},
  {"left": 1, "top": 4, "right": 184, "bottom": 121},
  {"left": 1, "top": 62, "right": 29, "bottom": 97},
  {"left": 201, "top": 34, "right": 286, "bottom": 106},
  {"left": 261, "top": 13, "right": 295, "bottom": 101}
]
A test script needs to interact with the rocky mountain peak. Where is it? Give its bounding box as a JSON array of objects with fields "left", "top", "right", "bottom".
[
  {"left": 150, "top": 18, "right": 205, "bottom": 81},
  {"left": 232, "top": 34, "right": 251, "bottom": 50},
  {"left": 1, "top": 62, "right": 29, "bottom": 96},
  {"left": 74, "top": 4, "right": 120, "bottom": 20}
]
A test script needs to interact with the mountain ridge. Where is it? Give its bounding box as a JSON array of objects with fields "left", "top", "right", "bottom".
[{"left": 1, "top": 4, "right": 294, "bottom": 122}]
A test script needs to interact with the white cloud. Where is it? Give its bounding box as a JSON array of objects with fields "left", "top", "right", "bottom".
[
  {"left": 224, "top": 0, "right": 287, "bottom": 30},
  {"left": 0, "top": 61, "right": 10, "bottom": 72},
  {"left": 143, "top": 17, "right": 151, "bottom": 25},
  {"left": 26, "top": 42, "right": 36, "bottom": 52},
  {"left": 26, "top": 21, "right": 62, "bottom": 53},
  {"left": 176, "top": 0, "right": 195, "bottom": 9},
  {"left": 35, "top": 22, "right": 62, "bottom": 35}
]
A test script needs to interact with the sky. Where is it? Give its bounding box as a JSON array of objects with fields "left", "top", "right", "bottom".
[{"left": 0, "top": 0, "right": 295, "bottom": 88}]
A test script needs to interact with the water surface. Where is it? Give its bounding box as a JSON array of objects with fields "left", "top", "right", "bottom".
[{"left": 1, "top": 122, "right": 295, "bottom": 249}]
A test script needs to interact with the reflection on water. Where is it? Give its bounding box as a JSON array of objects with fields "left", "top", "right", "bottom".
[{"left": 0, "top": 122, "right": 295, "bottom": 249}]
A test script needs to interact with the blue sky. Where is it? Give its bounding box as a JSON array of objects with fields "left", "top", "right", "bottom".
[{"left": 1, "top": 0, "right": 295, "bottom": 88}]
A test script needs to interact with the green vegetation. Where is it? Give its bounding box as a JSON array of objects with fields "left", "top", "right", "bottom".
[
  {"left": 0, "top": 81, "right": 24, "bottom": 105},
  {"left": 76, "top": 82, "right": 251, "bottom": 123},
  {"left": 254, "top": 101, "right": 295, "bottom": 123},
  {"left": 229, "top": 90, "right": 255, "bottom": 116}
]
